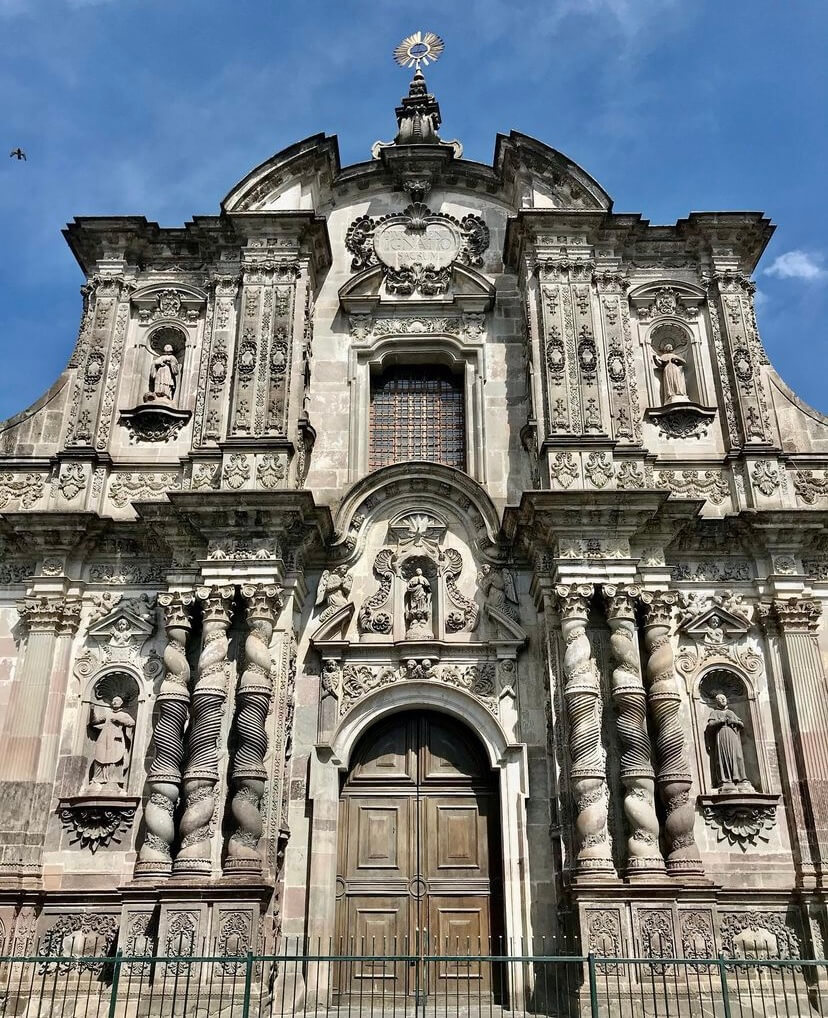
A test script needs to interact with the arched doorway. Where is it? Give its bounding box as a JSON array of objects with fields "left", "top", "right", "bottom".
[{"left": 334, "top": 710, "right": 503, "bottom": 998}]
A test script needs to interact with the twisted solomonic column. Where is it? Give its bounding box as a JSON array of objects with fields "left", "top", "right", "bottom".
[
  {"left": 136, "top": 591, "right": 195, "bottom": 879},
  {"left": 602, "top": 585, "right": 665, "bottom": 877},
  {"left": 225, "top": 583, "right": 282, "bottom": 875},
  {"left": 174, "top": 585, "right": 234, "bottom": 875},
  {"left": 639, "top": 590, "right": 705, "bottom": 879},
  {"left": 555, "top": 584, "right": 614, "bottom": 877}
]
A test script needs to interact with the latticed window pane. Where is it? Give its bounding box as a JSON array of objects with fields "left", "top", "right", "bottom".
[{"left": 369, "top": 366, "right": 466, "bottom": 470}]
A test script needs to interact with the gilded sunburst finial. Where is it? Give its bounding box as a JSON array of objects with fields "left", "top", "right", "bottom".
[{"left": 393, "top": 31, "right": 445, "bottom": 71}]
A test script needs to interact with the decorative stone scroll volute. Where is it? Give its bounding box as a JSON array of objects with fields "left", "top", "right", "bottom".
[
  {"left": 135, "top": 591, "right": 195, "bottom": 879},
  {"left": 639, "top": 590, "right": 705, "bottom": 879},
  {"left": 174, "top": 585, "right": 234, "bottom": 875},
  {"left": 602, "top": 585, "right": 665, "bottom": 877},
  {"left": 555, "top": 584, "right": 613, "bottom": 877},
  {"left": 226, "top": 583, "right": 282, "bottom": 875}
]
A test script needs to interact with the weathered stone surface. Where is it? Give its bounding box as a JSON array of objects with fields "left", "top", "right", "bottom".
[{"left": 0, "top": 67, "right": 825, "bottom": 981}]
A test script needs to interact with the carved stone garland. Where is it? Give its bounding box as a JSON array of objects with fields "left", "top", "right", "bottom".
[
  {"left": 556, "top": 584, "right": 613, "bottom": 875},
  {"left": 640, "top": 591, "right": 704, "bottom": 878},
  {"left": 226, "top": 584, "right": 282, "bottom": 874},
  {"left": 174, "top": 586, "right": 234, "bottom": 874},
  {"left": 603, "top": 585, "right": 664, "bottom": 875},
  {"left": 136, "top": 592, "right": 195, "bottom": 878}
]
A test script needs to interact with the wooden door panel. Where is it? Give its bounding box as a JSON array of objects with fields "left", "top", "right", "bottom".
[
  {"left": 342, "top": 796, "right": 412, "bottom": 880},
  {"left": 337, "top": 898, "right": 409, "bottom": 996},
  {"left": 421, "top": 718, "right": 487, "bottom": 782},
  {"left": 423, "top": 797, "right": 490, "bottom": 879},
  {"left": 349, "top": 717, "right": 415, "bottom": 783},
  {"left": 428, "top": 900, "right": 491, "bottom": 987}
]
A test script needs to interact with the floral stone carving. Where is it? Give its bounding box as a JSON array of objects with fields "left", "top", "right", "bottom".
[
  {"left": 645, "top": 403, "right": 717, "bottom": 440},
  {"left": 57, "top": 795, "right": 140, "bottom": 852},
  {"left": 699, "top": 793, "right": 779, "bottom": 850},
  {"left": 119, "top": 403, "right": 192, "bottom": 443}
]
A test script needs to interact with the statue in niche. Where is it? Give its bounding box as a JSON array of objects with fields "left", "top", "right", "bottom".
[
  {"left": 147, "top": 344, "right": 180, "bottom": 402},
  {"left": 404, "top": 568, "right": 433, "bottom": 639},
  {"left": 478, "top": 564, "right": 519, "bottom": 620},
  {"left": 705, "top": 693, "right": 754, "bottom": 793},
  {"left": 653, "top": 342, "right": 689, "bottom": 405},
  {"left": 88, "top": 695, "right": 136, "bottom": 792}
]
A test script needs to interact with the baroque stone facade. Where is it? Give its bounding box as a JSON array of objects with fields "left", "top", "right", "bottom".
[{"left": 0, "top": 65, "right": 826, "bottom": 993}]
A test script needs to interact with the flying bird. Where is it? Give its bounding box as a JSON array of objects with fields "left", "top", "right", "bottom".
[{"left": 9, "top": 149, "right": 26, "bottom": 161}]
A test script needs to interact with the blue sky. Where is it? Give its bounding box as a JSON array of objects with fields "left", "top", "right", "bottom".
[{"left": 1, "top": 0, "right": 827, "bottom": 419}]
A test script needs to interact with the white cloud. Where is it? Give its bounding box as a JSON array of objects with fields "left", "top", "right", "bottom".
[
  {"left": 765, "top": 250, "right": 827, "bottom": 281},
  {"left": 754, "top": 288, "right": 770, "bottom": 309}
]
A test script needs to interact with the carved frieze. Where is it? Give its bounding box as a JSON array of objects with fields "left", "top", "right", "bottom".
[
  {"left": 0, "top": 472, "right": 44, "bottom": 509},
  {"left": 655, "top": 469, "right": 729, "bottom": 505},
  {"left": 109, "top": 471, "right": 181, "bottom": 508}
]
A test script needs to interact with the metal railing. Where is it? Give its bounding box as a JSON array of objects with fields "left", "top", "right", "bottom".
[{"left": 0, "top": 941, "right": 826, "bottom": 1018}]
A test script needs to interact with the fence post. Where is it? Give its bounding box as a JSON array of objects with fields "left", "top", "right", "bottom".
[
  {"left": 717, "top": 955, "right": 733, "bottom": 1018},
  {"left": 587, "top": 952, "right": 599, "bottom": 1018},
  {"left": 242, "top": 950, "right": 254, "bottom": 1018},
  {"left": 108, "top": 949, "right": 123, "bottom": 1018}
]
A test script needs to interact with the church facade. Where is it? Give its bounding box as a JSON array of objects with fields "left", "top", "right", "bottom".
[{"left": 0, "top": 62, "right": 827, "bottom": 987}]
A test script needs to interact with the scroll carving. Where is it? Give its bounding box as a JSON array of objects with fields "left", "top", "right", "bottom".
[{"left": 358, "top": 549, "right": 398, "bottom": 635}]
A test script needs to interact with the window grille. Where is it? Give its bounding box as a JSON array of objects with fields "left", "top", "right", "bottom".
[{"left": 369, "top": 366, "right": 466, "bottom": 470}]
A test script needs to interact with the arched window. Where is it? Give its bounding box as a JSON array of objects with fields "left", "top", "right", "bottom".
[{"left": 369, "top": 365, "right": 465, "bottom": 470}]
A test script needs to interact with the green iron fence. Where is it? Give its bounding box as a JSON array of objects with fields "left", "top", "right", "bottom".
[{"left": 0, "top": 942, "right": 825, "bottom": 1018}]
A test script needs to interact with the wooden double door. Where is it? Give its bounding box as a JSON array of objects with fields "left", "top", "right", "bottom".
[{"left": 335, "top": 711, "right": 503, "bottom": 998}]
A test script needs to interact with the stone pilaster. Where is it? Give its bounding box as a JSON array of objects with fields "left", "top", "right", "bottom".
[
  {"left": 0, "top": 594, "right": 80, "bottom": 883},
  {"left": 229, "top": 262, "right": 298, "bottom": 439},
  {"left": 769, "top": 597, "right": 828, "bottom": 876},
  {"left": 225, "top": 583, "right": 282, "bottom": 875},
  {"left": 174, "top": 585, "right": 233, "bottom": 875},
  {"left": 593, "top": 270, "right": 640, "bottom": 444},
  {"left": 194, "top": 275, "right": 238, "bottom": 446},
  {"left": 1, "top": 595, "right": 81, "bottom": 782},
  {"left": 639, "top": 590, "right": 704, "bottom": 880},
  {"left": 135, "top": 591, "right": 196, "bottom": 880},
  {"left": 707, "top": 270, "right": 776, "bottom": 450},
  {"left": 555, "top": 583, "right": 614, "bottom": 878},
  {"left": 602, "top": 584, "right": 664, "bottom": 877},
  {"left": 64, "top": 274, "right": 132, "bottom": 449}
]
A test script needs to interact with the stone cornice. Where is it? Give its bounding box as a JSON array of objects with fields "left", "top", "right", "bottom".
[{"left": 504, "top": 489, "right": 696, "bottom": 553}]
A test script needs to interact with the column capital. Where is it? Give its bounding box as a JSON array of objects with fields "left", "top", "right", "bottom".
[
  {"left": 195, "top": 584, "right": 234, "bottom": 625},
  {"left": 639, "top": 589, "right": 679, "bottom": 626},
  {"left": 159, "top": 590, "right": 197, "bottom": 630},
  {"left": 240, "top": 583, "right": 283, "bottom": 622},
  {"left": 603, "top": 583, "right": 641, "bottom": 621},
  {"left": 764, "top": 596, "right": 822, "bottom": 634},
  {"left": 554, "top": 583, "right": 593, "bottom": 620},
  {"left": 17, "top": 594, "right": 81, "bottom": 635}
]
